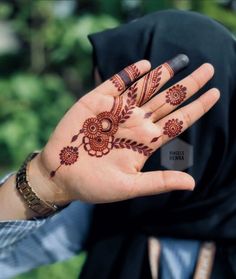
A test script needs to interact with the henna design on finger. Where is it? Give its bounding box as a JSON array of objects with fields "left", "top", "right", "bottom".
[
  {"left": 166, "top": 84, "right": 187, "bottom": 106},
  {"left": 110, "top": 64, "right": 140, "bottom": 92},
  {"left": 137, "top": 66, "right": 162, "bottom": 106},
  {"left": 83, "top": 118, "right": 102, "bottom": 138},
  {"left": 163, "top": 62, "right": 174, "bottom": 78},
  {"left": 140, "top": 55, "right": 189, "bottom": 119},
  {"left": 142, "top": 83, "right": 187, "bottom": 121},
  {"left": 163, "top": 119, "right": 183, "bottom": 138},
  {"left": 164, "top": 54, "right": 189, "bottom": 77},
  {"left": 50, "top": 82, "right": 154, "bottom": 177}
]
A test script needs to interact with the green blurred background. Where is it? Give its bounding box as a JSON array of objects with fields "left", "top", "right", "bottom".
[{"left": 0, "top": 0, "right": 235, "bottom": 278}]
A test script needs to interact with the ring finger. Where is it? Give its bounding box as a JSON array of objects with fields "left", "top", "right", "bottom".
[
  {"left": 142, "top": 63, "right": 214, "bottom": 122},
  {"left": 149, "top": 88, "right": 220, "bottom": 147}
]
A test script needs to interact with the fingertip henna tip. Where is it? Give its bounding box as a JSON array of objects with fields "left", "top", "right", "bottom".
[
  {"left": 167, "top": 54, "right": 190, "bottom": 75},
  {"left": 177, "top": 54, "right": 189, "bottom": 66}
]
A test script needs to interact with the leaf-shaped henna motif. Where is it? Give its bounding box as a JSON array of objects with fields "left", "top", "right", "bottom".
[
  {"left": 50, "top": 80, "right": 154, "bottom": 178},
  {"left": 166, "top": 84, "right": 187, "bottom": 106},
  {"left": 119, "top": 83, "right": 137, "bottom": 124},
  {"left": 150, "top": 136, "right": 161, "bottom": 143},
  {"left": 70, "top": 129, "right": 84, "bottom": 143},
  {"left": 113, "top": 138, "right": 153, "bottom": 156},
  {"left": 144, "top": 111, "right": 153, "bottom": 119}
]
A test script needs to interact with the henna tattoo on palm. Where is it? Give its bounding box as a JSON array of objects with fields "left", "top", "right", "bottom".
[
  {"left": 137, "top": 66, "right": 162, "bottom": 107},
  {"left": 51, "top": 56, "right": 189, "bottom": 177},
  {"left": 50, "top": 83, "right": 153, "bottom": 178}
]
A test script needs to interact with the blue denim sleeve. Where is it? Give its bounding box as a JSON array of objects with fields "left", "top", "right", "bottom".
[
  {"left": 0, "top": 173, "right": 47, "bottom": 251},
  {"left": 0, "top": 174, "right": 93, "bottom": 279}
]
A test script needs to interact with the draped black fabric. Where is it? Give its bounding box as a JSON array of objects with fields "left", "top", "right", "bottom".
[{"left": 80, "top": 10, "right": 236, "bottom": 278}]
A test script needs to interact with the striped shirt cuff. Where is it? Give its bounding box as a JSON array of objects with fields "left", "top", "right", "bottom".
[{"left": 0, "top": 173, "right": 46, "bottom": 251}]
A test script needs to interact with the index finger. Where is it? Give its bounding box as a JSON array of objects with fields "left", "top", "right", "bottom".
[{"left": 94, "top": 60, "right": 151, "bottom": 96}]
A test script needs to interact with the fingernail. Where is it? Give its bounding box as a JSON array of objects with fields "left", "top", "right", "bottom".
[
  {"left": 186, "top": 174, "right": 195, "bottom": 191},
  {"left": 166, "top": 54, "right": 190, "bottom": 75}
]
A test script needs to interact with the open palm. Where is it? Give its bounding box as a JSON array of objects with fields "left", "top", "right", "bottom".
[{"left": 39, "top": 54, "right": 219, "bottom": 203}]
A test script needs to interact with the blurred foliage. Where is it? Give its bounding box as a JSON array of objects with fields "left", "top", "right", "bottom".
[
  {"left": 0, "top": 0, "right": 119, "bottom": 174},
  {"left": 0, "top": 0, "right": 234, "bottom": 278},
  {"left": 0, "top": 0, "right": 235, "bottom": 174},
  {"left": 14, "top": 252, "right": 86, "bottom": 279}
]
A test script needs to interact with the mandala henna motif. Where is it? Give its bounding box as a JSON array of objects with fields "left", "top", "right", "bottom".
[
  {"left": 110, "top": 64, "right": 140, "bottom": 92},
  {"left": 166, "top": 84, "right": 187, "bottom": 106},
  {"left": 60, "top": 146, "right": 79, "bottom": 165},
  {"left": 50, "top": 82, "right": 154, "bottom": 178},
  {"left": 83, "top": 118, "right": 102, "bottom": 139},
  {"left": 83, "top": 135, "right": 113, "bottom": 157},
  {"left": 137, "top": 55, "right": 187, "bottom": 108},
  {"left": 163, "top": 118, "right": 183, "bottom": 138}
]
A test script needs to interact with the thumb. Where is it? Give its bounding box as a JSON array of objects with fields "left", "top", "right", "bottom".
[{"left": 131, "top": 170, "right": 195, "bottom": 198}]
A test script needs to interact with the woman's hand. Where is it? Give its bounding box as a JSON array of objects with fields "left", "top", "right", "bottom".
[{"left": 32, "top": 54, "right": 219, "bottom": 205}]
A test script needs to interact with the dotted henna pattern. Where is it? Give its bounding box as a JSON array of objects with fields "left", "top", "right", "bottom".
[
  {"left": 163, "top": 118, "right": 183, "bottom": 138},
  {"left": 166, "top": 84, "right": 187, "bottom": 106},
  {"left": 50, "top": 82, "right": 153, "bottom": 178}
]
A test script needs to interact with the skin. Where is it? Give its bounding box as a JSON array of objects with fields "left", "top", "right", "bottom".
[{"left": 0, "top": 57, "right": 220, "bottom": 220}]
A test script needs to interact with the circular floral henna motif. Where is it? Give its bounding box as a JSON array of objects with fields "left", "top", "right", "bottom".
[
  {"left": 83, "top": 117, "right": 102, "bottom": 139},
  {"left": 83, "top": 134, "right": 113, "bottom": 157},
  {"left": 163, "top": 118, "right": 183, "bottom": 138},
  {"left": 166, "top": 84, "right": 187, "bottom": 106},
  {"left": 60, "top": 146, "right": 79, "bottom": 165},
  {"left": 97, "top": 111, "right": 119, "bottom": 136}
]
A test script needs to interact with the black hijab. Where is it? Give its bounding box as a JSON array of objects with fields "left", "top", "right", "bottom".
[{"left": 80, "top": 10, "right": 236, "bottom": 278}]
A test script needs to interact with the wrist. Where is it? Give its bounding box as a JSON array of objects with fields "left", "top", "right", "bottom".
[{"left": 28, "top": 152, "right": 70, "bottom": 207}]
